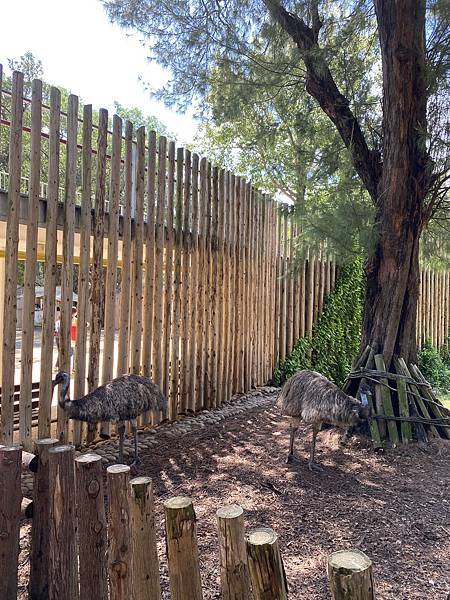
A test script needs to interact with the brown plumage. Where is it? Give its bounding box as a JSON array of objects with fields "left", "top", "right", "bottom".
[
  {"left": 278, "top": 370, "right": 371, "bottom": 471},
  {"left": 52, "top": 371, "right": 167, "bottom": 465}
]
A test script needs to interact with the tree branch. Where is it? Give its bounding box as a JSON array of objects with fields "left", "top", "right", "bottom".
[{"left": 263, "top": 0, "right": 382, "bottom": 202}]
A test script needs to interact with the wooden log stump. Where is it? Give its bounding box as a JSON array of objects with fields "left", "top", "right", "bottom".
[
  {"left": 29, "top": 438, "right": 59, "bottom": 600},
  {"left": 107, "top": 464, "right": 133, "bottom": 600},
  {"left": 327, "top": 550, "right": 375, "bottom": 600},
  {"left": 245, "top": 527, "right": 288, "bottom": 600},
  {"left": 48, "top": 444, "right": 79, "bottom": 600},
  {"left": 216, "top": 504, "right": 250, "bottom": 600},
  {"left": 130, "top": 476, "right": 161, "bottom": 600},
  {"left": 75, "top": 454, "right": 108, "bottom": 600},
  {"left": 164, "top": 496, "right": 203, "bottom": 600},
  {"left": 0, "top": 446, "right": 22, "bottom": 600}
]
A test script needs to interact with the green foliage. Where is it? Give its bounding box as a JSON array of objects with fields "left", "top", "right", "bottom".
[
  {"left": 113, "top": 102, "right": 175, "bottom": 139},
  {"left": 418, "top": 339, "right": 450, "bottom": 392},
  {"left": 274, "top": 257, "right": 364, "bottom": 387}
]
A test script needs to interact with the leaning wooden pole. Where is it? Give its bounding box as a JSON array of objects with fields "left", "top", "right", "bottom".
[
  {"left": 107, "top": 465, "right": 134, "bottom": 600},
  {"left": 75, "top": 454, "right": 108, "bottom": 600},
  {"left": 130, "top": 476, "right": 161, "bottom": 600},
  {"left": 164, "top": 496, "right": 203, "bottom": 600},
  {"left": 0, "top": 446, "right": 22, "bottom": 600},
  {"left": 48, "top": 445, "right": 79, "bottom": 600},
  {"left": 327, "top": 549, "right": 375, "bottom": 600},
  {"left": 29, "top": 438, "right": 59, "bottom": 600},
  {"left": 246, "top": 527, "right": 288, "bottom": 600},
  {"left": 216, "top": 504, "right": 251, "bottom": 600}
]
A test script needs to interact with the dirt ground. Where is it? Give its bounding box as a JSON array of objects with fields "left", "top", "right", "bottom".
[{"left": 18, "top": 399, "right": 450, "bottom": 599}]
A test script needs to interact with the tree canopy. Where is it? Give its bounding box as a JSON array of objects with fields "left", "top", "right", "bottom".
[
  {"left": 103, "top": 0, "right": 449, "bottom": 265},
  {"left": 103, "top": 0, "right": 450, "bottom": 364}
]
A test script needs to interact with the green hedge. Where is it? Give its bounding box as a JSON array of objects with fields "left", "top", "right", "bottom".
[
  {"left": 273, "top": 257, "right": 364, "bottom": 387},
  {"left": 418, "top": 338, "right": 450, "bottom": 392}
]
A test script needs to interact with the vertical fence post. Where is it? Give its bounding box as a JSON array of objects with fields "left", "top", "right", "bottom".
[
  {"left": 327, "top": 549, "right": 375, "bottom": 599},
  {"left": 73, "top": 104, "right": 93, "bottom": 446},
  {"left": 101, "top": 114, "right": 123, "bottom": 438},
  {"left": 130, "top": 476, "right": 161, "bottom": 600},
  {"left": 130, "top": 126, "right": 145, "bottom": 376},
  {"left": 87, "top": 108, "right": 108, "bottom": 443},
  {"left": 153, "top": 136, "right": 167, "bottom": 393},
  {"left": 29, "top": 438, "right": 59, "bottom": 600},
  {"left": 246, "top": 527, "right": 288, "bottom": 600},
  {"left": 58, "top": 93, "right": 78, "bottom": 443},
  {"left": 38, "top": 86, "right": 60, "bottom": 439},
  {"left": 216, "top": 504, "right": 251, "bottom": 600},
  {"left": 19, "top": 78, "right": 42, "bottom": 451},
  {"left": 75, "top": 454, "right": 108, "bottom": 600},
  {"left": 48, "top": 445, "right": 79, "bottom": 600},
  {"left": 0, "top": 446, "right": 22, "bottom": 600},
  {"left": 107, "top": 464, "right": 134, "bottom": 600},
  {"left": 164, "top": 496, "right": 203, "bottom": 600},
  {"left": 1, "top": 71, "right": 23, "bottom": 444}
]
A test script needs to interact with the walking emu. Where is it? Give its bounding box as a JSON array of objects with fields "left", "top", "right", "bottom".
[
  {"left": 52, "top": 371, "right": 167, "bottom": 465},
  {"left": 279, "top": 370, "right": 371, "bottom": 471}
]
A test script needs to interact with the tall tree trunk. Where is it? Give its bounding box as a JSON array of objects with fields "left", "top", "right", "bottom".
[
  {"left": 360, "top": 0, "right": 429, "bottom": 367},
  {"left": 266, "top": 0, "right": 432, "bottom": 368}
]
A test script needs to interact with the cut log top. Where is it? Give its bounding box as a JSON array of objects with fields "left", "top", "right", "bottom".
[
  {"left": 130, "top": 476, "right": 152, "bottom": 498},
  {"left": 107, "top": 464, "right": 130, "bottom": 474},
  {"left": 216, "top": 504, "right": 244, "bottom": 520},
  {"left": 246, "top": 527, "right": 278, "bottom": 546},
  {"left": 75, "top": 453, "right": 102, "bottom": 465},
  {"left": 164, "top": 496, "right": 193, "bottom": 510},
  {"left": 328, "top": 549, "right": 372, "bottom": 574},
  {"left": 48, "top": 444, "right": 74, "bottom": 455}
]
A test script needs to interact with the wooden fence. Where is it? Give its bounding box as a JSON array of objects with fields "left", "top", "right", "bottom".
[
  {"left": 0, "top": 443, "right": 376, "bottom": 600},
  {"left": 0, "top": 67, "right": 339, "bottom": 449},
  {"left": 0, "top": 67, "right": 448, "bottom": 450}
]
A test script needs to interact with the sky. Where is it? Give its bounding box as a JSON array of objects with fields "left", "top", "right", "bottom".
[{"left": 0, "top": 0, "right": 199, "bottom": 145}]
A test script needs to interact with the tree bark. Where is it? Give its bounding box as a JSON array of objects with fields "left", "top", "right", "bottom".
[{"left": 361, "top": 0, "right": 429, "bottom": 366}]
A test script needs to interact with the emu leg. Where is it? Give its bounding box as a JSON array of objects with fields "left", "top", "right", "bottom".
[
  {"left": 130, "top": 418, "right": 140, "bottom": 466},
  {"left": 117, "top": 421, "right": 125, "bottom": 464},
  {"left": 308, "top": 423, "right": 323, "bottom": 472},
  {"left": 286, "top": 424, "right": 299, "bottom": 463}
]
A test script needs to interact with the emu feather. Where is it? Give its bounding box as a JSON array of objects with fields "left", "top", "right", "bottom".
[
  {"left": 278, "top": 370, "right": 371, "bottom": 471},
  {"left": 53, "top": 371, "right": 167, "bottom": 465}
]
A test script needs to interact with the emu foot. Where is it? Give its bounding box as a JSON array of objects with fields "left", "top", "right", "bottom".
[
  {"left": 286, "top": 453, "right": 299, "bottom": 464},
  {"left": 308, "top": 462, "right": 324, "bottom": 473}
]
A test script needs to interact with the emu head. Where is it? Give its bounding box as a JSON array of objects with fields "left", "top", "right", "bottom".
[{"left": 52, "top": 371, "right": 71, "bottom": 409}]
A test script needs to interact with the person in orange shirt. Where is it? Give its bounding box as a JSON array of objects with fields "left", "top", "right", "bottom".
[{"left": 71, "top": 306, "right": 77, "bottom": 372}]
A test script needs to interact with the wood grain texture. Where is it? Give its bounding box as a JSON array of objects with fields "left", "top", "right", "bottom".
[
  {"left": 48, "top": 445, "right": 79, "bottom": 600},
  {"left": 29, "top": 438, "right": 59, "bottom": 600},
  {"left": 130, "top": 476, "right": 161, "bottom": 600},
  {"left": 19, "top": 79, "right": 42, "bottom": 450},
  {"left": 0, "top": 446, "right": 22, "bottom": 600},
  {"left": 216, "top": 504, "right": 250, "bottom": 600},
  {"left": 1, "top": 72, "right": 23, "bottom": 444},
  {"left": 107, "top": 464, "right": 134, "bottom": 600},
  {"left": 164, "top": 496, "right": 203, "bottom": 600},
  {"left": 75, "top": 454, "right": 108, "bottom": 599}
]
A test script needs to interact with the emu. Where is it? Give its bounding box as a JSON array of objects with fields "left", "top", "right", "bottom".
[
  {"left": 52, "top": 371, "right": 167, "bottom": 465},
  {"left": 278, "top": 370, "right": 371, "bottom": 471}
]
